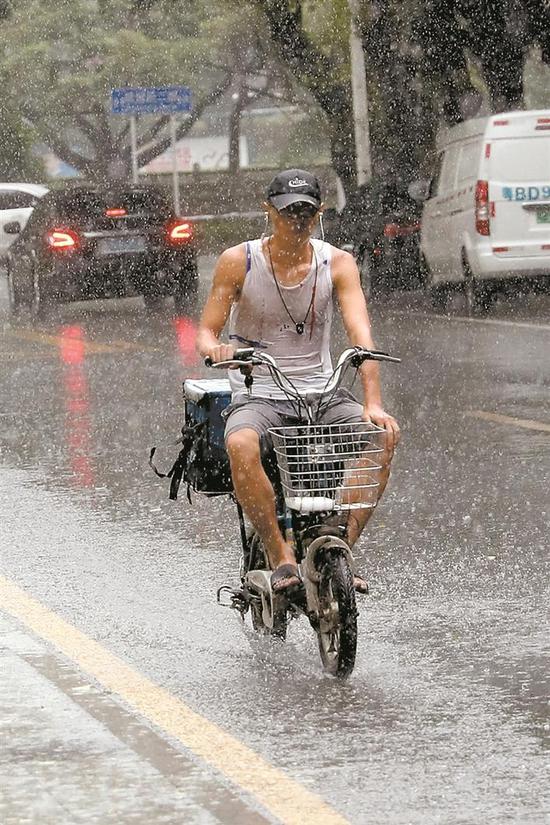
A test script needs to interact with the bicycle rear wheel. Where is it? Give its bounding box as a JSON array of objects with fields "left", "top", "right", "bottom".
[{"left": 317, "top": 552, "right": 358, "bottom": 678}]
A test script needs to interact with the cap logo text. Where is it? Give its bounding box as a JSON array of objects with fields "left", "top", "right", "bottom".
[{"left": 288, "top": 177, "right": 308, "bottom": 188}]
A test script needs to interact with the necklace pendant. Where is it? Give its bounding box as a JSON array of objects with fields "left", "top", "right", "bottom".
[{"left": 295, "top": 322, "right": 304, "bottom": 335}]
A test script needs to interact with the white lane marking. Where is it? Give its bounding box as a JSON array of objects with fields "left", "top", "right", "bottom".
[{"left": 388, "top": 309, "right": 550, "bottom": 332}]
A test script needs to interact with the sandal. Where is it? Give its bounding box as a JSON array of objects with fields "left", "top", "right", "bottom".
[
  {"left": 270, "top": 563, "right": 302, "bottom": 594},
  {"left": 354, "top": 575, "right": 369, "bottom": 595}
]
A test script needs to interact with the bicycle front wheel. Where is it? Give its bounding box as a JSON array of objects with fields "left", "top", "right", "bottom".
[{"left": 317, "top": 552, "right": 358, "bottom": 678}]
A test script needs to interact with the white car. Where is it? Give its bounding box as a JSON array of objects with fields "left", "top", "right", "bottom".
[
  {"left": 414, "top": 109, "right": 550, "bottom": 310},
  {"left": 0, "top": 183, "right": 49, "bottom": 260}
]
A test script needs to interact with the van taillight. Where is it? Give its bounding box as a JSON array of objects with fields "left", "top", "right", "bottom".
[
  {"left": 475, "top": 180, "right": 490, "bottom": 236},
  {"left": 46, "top": 228, "right": 80, "bottom": 250}
]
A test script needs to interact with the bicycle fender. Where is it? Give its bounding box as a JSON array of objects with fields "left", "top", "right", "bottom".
[{"left": 302, "top": 536, "right": 355, "bottom": 617}]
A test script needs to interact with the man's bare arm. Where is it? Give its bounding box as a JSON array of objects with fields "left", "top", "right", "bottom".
[
  {"left": 196, "top": 244, "right": 246, "bottom": 363},
  {"left": 332, "top": 247, "right": 400, "bottom": 447},
  {"left": 332, "top": 248, "right": 381, "bottom": 405}
]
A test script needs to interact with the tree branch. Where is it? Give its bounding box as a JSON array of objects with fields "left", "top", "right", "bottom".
[
  {"left": 74, "top": 113, "right": 103, "bottom": 146},
  {"left": 134, "top": 113, "right": 170, "bottom": 151},
  {"left": 254, "top": 0, "right": 350, "bottom": 118},
  {"left": 254, "top": 0, "right": 356, "bottom": 189},
  {"left": 40, "top": 129, "right": 97, "bottom": 177}
]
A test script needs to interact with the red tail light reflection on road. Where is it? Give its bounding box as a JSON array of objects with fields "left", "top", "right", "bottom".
[
  {"left": 59, "top": 326, "right": 95, "bottom": 489},
  {"left": 60, "top": 325, "right": 85, "bottom": 365},
  {"left": 173, "top": 316, "right": 199, "bottom": 368}
]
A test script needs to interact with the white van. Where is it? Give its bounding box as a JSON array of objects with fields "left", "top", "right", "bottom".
[{"left": 418, "top": 109, "right": 550, "bottom": 309}]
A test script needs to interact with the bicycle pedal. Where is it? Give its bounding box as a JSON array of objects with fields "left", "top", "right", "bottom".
[{"left": 217, "top": 585, "right": 248, "bottom": 612}]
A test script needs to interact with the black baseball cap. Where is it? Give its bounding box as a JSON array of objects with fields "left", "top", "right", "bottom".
[{"left": 266, "top": 168, "right": 322, "bottom": 211}]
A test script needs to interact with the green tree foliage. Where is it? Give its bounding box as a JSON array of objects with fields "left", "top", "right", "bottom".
[
  {"left": 4, "top": 0, "right": 550, "bottom": 194},
  {"left": 0, "top": 0, "right": 250, "bottom": 180},
  {"left": 252, "top": 0, "right": 550, "bottom": 189},
  {"left": 0, "top": 0, "right": 40, "bottom": 180},
  {"left": 361, "top": 0, "right": 550, "bottom": 183},
  {"left": 0, "top": 99, "right": 42, "bottom": 181}
]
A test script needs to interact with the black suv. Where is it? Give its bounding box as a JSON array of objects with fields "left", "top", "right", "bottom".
[{"left": 5, "top": 184, "right": 198, "bottom": 315}]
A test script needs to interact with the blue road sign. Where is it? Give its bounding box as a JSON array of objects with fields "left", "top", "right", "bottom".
[{"left": 111, "top": 85, "right": 192, "bottom": 115}]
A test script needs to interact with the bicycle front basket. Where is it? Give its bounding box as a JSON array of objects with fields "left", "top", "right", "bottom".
[{"left": 269, "top": 422, "right": 385, "bottom": 513}]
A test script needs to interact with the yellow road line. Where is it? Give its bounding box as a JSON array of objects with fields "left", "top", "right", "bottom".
[
  {"left": 466, "top": 410, "right": 550, "bottom": 433},
  {"left": 0, "top": 350, "right": 52, "bottom": 359},
  {"left": 5, "top": 328, "right": 159, "bottom": 354},
  {"left": 101, "top": 336, "right": 161, "bottom": 353},
  {"left": 0, "top": 575, "right": 349, "bottom": 825}
]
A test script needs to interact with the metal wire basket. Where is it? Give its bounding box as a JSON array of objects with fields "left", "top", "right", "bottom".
[{"left": 268, "top": 422, "right": 386, "bottom": 513}]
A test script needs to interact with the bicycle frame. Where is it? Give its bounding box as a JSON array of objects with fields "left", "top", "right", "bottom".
[{"left": 209, "top": 345, "right": 400, "bottom": 675}]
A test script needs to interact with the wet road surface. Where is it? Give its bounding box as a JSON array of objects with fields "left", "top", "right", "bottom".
[{"left": 1, "top": 263, "right": 549, "bottom": 824}]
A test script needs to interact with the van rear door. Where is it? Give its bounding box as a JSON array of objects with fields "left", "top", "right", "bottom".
[{"left": 487, "top": 134, "right": 550, "bottom": 256}]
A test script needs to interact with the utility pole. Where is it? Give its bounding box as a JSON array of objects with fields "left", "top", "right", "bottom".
[
  {"left": 129, "top": 116, "right": 139, "bottom": 184},
  {"left": 348, "top": 0, "right": 372, "bottom": 185},
  {"left": 228, "top": 83, "right": 245, "bottom": 176}
]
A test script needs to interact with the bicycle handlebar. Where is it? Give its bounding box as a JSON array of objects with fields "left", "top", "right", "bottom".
[
  {"left": 204, "top": 345, "right": 400, "bottom": 418},
  {"left": 204, "top": 345, "right": 400, "bottom": 407},
  {"left": 205, "top": 346, "right": 400, "bottom": 369},
  {"left": 354, "top": 349, "right": 401, "bottom": 364},
  {"left": 204, "top": 347, "right": 258, "bottom": 369}
]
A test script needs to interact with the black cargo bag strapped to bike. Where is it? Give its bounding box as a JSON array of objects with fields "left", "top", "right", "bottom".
[{"left": 150, "top": 378, "right": 233, "bottom": 501}]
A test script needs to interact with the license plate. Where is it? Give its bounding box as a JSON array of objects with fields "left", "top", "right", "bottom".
[
  {"left": 536, "top": 207, "right": 550, "bottom": 224},
  {"left": 97, "top": 236, "right": 146, "bottom": 254}
]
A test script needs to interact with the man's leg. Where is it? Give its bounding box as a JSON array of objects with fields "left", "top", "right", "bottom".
[
  {"left": 344, "top": 442, "right": 393, "bottom": 546},
  {"left": 318, "top": 391, "right": 396, "bottom": 548},
  {"left": 226, "top": 427, "right": 299, "bottom": 588}
]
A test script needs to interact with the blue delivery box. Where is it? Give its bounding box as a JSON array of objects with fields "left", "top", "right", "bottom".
[{"left": 183, "top": 378, "right": 233, "bottom": 495}]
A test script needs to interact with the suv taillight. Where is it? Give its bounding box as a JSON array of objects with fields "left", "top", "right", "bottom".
[
  {"left": 45, "top": 228, "right": 80, "bottom": 250},
  {"left": 475, "top": 180, "right": 490, "bottom": 236},
  {"left": 166, "top": 220, "right": 193, "bottom": 245}
]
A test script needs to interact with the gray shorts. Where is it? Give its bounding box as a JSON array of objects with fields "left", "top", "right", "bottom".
[{"left": 223, "top": 389, "right": 364, "bottom": 442}]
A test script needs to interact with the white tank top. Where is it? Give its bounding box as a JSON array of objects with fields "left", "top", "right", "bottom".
[{"left": 228, "top": 238, "right": 333, "bottom": 400}]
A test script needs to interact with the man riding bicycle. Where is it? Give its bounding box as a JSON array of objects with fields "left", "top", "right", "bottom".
[{"left": 196, "top": 169, "right": 400, "bottom": 594}]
